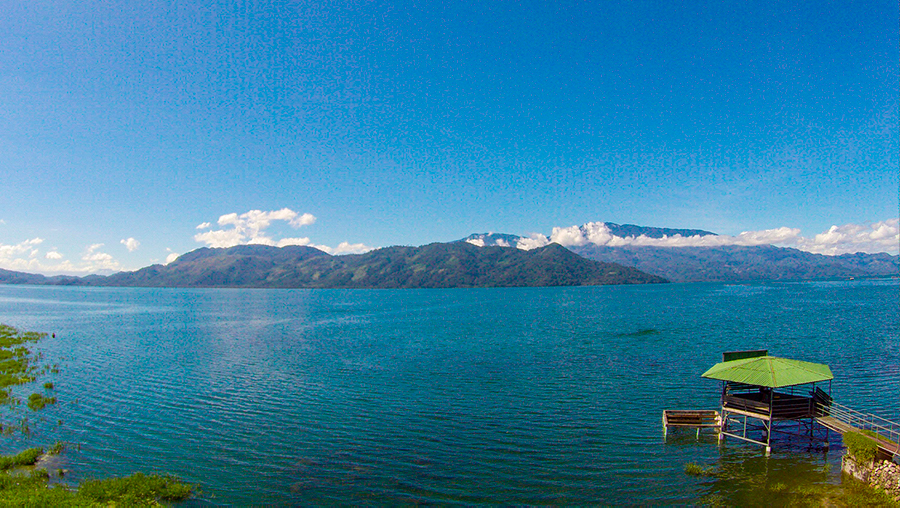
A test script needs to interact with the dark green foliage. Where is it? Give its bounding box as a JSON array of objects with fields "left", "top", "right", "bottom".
[
  {"left": 844, "top": 431, "right": 879, "bottom": 463},
  {"left": 43, "top": 382, "right": 53, "bottom": 390},
  {"left": 27, "top": 393, "right": 57, "bottom": 411},
  {"left": 0, "top": 447, "right": 43, "bottom": 469}
]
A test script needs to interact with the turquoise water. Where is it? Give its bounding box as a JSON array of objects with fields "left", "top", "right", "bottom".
[{"left": 0, "top": 279, "right": 896, "bottom": 505}]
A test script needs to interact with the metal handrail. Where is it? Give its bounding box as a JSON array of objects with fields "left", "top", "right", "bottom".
[{"left": 817, "top": 401, "right": 900, "bottom": 449}]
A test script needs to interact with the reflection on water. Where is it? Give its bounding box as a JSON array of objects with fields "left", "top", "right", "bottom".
[{"left": 0, "top": 280, "right": 895, "bottom": 505}]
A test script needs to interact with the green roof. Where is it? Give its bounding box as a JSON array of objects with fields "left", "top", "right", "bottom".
[{"left": 701, "top": 355, "right": 833, "bottom": 388}]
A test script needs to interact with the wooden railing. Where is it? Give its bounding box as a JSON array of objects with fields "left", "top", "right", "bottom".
[
  {"left": 723, "top": 393, "right": 817, "bottom": 419},
  {"left": 818, "top": 400, "right": 900, "bottom": 449}
]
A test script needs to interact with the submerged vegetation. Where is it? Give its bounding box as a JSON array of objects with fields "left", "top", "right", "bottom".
[
  {"left": 0, "top": 324, "right": 45, "bottom": 401},
  {"left": 27, "top": 392, "right": 57, "bottom": 411},
  {"left": 0, "top": 324, "right": 195, "bottom": 505},
  {"left": 684, "top": 462, "right": 718, "bottom": 477},
  {"left": 685, "top": 460, "right": 899, "bottom": 507}
]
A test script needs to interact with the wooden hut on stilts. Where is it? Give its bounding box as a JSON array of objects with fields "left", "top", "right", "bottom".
[{"left": 700, "top": 350, "right": 834, "bottom": 455}]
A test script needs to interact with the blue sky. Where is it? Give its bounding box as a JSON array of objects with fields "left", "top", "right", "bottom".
[{"left": 1, "top": 0, "right": 898, "bottom": 274}]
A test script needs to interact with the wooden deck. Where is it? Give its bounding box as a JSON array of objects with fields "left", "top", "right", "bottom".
[
  {"left": 663, "top": 410, "right": 720, "bottom": 437},
  {"left": 722, "top": 392, "right": 816, "bottom": 420}
]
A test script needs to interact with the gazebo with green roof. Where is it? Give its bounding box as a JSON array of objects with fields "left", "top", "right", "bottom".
[{"left": 702, "top": 350, "right": 834, "bottom": 454}]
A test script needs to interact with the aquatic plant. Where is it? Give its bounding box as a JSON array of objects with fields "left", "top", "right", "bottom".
[
  {"left": 0, "top": 325, "right": 46, "bottom": 406},
  {"left": 27, "top": 393, "right": 57, "bottom": 411},
  {"left": 48, "top": 441, "right": 64, "bottom": 455},
  {"left": 684, "top": 462, "right": 717, "bottom": 477},
  {"left": 0, "top": 325, "right": 196, "bottom": 504},
  {"left": 692, "top": 455, "right": 899, "bottom": 507}
]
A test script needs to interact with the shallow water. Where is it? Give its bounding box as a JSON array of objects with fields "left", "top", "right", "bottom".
[{"left": 0, "top": 279, "right": 896, "bottom": 505}]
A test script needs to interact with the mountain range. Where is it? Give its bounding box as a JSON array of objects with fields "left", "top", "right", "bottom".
[
  {"left": 461, "top": 224, "right": 898, "bottom": 283},
  {"left": 568, "top": 244, "right": 899, "bottom": 283},
  {"left": 1, "top": 223, "right": 896, "bottom": 288},
  {"left": 0, "top": 242, "right": 666, "bottom": 289}
]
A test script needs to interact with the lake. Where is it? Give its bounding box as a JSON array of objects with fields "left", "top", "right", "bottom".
[{"left": 0, "top": 279, "right": 897, "bottom": 505}]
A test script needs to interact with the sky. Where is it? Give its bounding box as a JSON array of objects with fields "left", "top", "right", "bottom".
[{"left": 1, "top": 0, "right": 898, "bottom": 274}]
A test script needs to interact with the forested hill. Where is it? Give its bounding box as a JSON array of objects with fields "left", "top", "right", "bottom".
[
  {"left": 104, "top": 243, "right": 666, "bottom": 288},
  {"left": 569, "top": 244, "right": 900, "bottom": 283},
  {"left": 0, "top": 243, "right": 667, "bottom": 289}
]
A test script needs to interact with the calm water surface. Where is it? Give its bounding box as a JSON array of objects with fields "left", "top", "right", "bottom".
[{"left": 0, "top": 280, "right": 897, "bottom": 505}]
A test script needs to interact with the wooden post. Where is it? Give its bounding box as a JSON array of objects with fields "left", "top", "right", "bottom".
[{"left": 767, "top": 390, "right": 774, "bottom": 456}]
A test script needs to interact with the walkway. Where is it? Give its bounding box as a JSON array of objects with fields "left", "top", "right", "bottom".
[{"left": 817, "top": 401, "right": 900, "bottom": 458}]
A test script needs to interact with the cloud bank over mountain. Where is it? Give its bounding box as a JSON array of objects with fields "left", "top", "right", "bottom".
[
  {"left": 516, "top": 219, "right": 899, "bottom": 255},
  {"left": 193, "top": 208, "right": 374, "bottom": 255},
  {"left": 1, "top": 212, "right": 896, "bottom": 276},
  {"left": 0, "top": 239, "right": 123, "bottom": 274}
]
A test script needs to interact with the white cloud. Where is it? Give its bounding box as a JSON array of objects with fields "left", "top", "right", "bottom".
[
  {"left": 193, "top": 208, "right": 371, "bottom": 255},
  {"left": 550, "top": 225, "right": 589, "bottom": 247},
  {"left": 516, "top": 233, "right": 551, "bottom": 250},
  {"left": 120, "top": 237, "right": 140, "bottom": 252},
  {"left": 194, "top": 228, "right": 245, "bottom": 248},
  {"left": 0, "top": 240, "right": 121, "bottom": 275},
  {"left": 276, "top": 237, "right": 312, "bottom": 247},
  {"left": 466, "top": 238, "right": 485, "bottom": 247},
  {"left": 195, "top": 208, "right": 318, "bottom": 248},
  {"left": 796, "top": 219, "right": 900, "bottom": 255},
  {"left": 165, "top": 252, "right": 179, "bottom": 264},
  {"left": 291, "top": 213, "right": 317, "bottom": 227},
  {"left": 514, "top": 220, "right": 899, "bottom": 255},
  {"left": 0, "top": 238, "right": 43, "bottom": 259},
  {"left": 311, "top": 242, "right": 374, "bottom": 255}
]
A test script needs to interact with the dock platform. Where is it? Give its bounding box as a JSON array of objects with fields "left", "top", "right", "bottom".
[{"left": 663, "top": 410, "right": 720, "bottom": 438}]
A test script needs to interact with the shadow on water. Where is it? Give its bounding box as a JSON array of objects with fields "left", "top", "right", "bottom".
[{"left": 616, "top": 328, "right": 660, "bottom": 338}]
